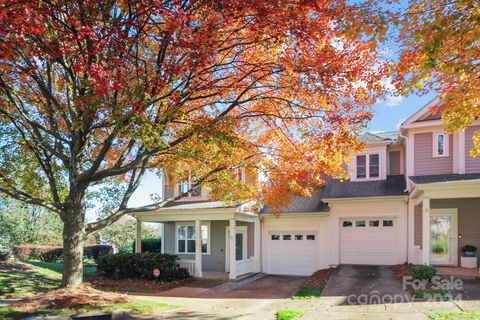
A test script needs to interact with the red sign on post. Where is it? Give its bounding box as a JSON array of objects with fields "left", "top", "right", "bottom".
[{"left": 153, "top": 268, "right": 161, "bottom": 278}]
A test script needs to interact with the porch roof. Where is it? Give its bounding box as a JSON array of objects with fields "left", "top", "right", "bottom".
[{"left": 409, "top": 173, "right": 480, "bottom": 184}]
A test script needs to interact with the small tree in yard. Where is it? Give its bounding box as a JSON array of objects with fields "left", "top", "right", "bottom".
[{"left": 0, "top": 0, "right": 389, "bottom": 286}]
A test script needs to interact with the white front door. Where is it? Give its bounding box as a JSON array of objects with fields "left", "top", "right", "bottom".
[
  {"left": 225, "top": 226, "right": 247, "bottom": 272},
  {"left": 430, "top": 212, "right": 458, "bottom": 265}
]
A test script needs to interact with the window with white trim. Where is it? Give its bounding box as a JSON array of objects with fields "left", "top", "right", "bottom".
[
  {"left": 433, "top": 132, "right": 448, "bottom": 157},
  {"left": 176, "top": 223, "right": 209, "bottom": 254},
  {"left": 356, "top": 153, "right": 380, "bottom": 179},
  {"left": 178, "top": 171, "right": 202, "bottom": 197}
]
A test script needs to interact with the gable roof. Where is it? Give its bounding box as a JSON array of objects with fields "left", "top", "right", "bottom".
[{"left": 402, "top": 96, "right": 442, "bottom": 126}]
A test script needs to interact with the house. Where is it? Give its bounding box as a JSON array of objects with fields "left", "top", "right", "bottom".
[{"left": 132, "top": 97, "right": 480, "bottom": 279}]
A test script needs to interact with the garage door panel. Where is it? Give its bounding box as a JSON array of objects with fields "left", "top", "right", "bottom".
[
  {"left": 340, "top": 218, "right": 397, "bottom": 265},
  {"left": 267, "top": 231, "right": 318, "bottom": 276}
]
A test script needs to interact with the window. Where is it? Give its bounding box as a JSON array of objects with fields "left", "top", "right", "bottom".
[
  {"left": 342, "top": 220, "right": 353, "bottom": 227},
  {"left": 294, "top": 235, "right": 303, "bottom": 240},
  {"left": 176, "top": 223, "right": 209, "bottom": 254},
  {"left": 356, "top": 155, "right": 367, "bottom": 179},
  {"left": 356, "top": 220, "right": 366, "bottom": 227},
  {"left": 356, "top": 153, "right": 380, "bottom": 179},
  {"left": 369, "top": 154, "right": 379, "bottom": 178},
  {"left": 433, "top": 132, "right": 449, "bottom": 157},
  {"left": 306, "top": 235, "right": 316, "bottom": 240},
  {"left": 383, "top": 220, "right": 394, "bottom": 227},
  {"left": 271, "top": 234, "right": 280, "bottom": 240},
  {"left": 178, "top": 171, "right": 202, "bottom": 197},
  {"left": 369, "top": 220, "right": 380, "bottom": 227},
  {"left": 283, "top": 234, "right": 292, "bottom": 240}
]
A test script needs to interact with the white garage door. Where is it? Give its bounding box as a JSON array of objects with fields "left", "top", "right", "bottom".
[
  {"left": 340, "top": 218, "right": 397, "bottom": 265},
  {"left": 267, "top": 231, "right": 318, "bottom": 276}
]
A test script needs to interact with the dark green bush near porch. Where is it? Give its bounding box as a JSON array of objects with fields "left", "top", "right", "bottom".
[
  {"left": 0, "top": 249, "right": 12, "bottom": 261},
  {"left": 412, "top": 264, "right": 437, "bottom": 281},
  {"left": 131, "top": 238, "right": 162, "bottom": 253},
  {"left": 84, "top": 245, "right": 114, "bottom": 262},
  {"left": 97, "top": 252, "right": 190, "bottom": 282}
]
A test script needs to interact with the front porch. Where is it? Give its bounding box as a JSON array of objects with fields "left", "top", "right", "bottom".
[
  {"left": 408, "top": 176, "right": 480, "bottom": 268},
  {"left": 132, "top": 202, "right": 261, "bottom": 280}
]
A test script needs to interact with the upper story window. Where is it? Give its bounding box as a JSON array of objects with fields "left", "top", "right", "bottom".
[
  {"left": 433, "top": 132, "right": 449, "bottom": 157},
  {"left": 178, "top": 172, "right": 202, "bottom": 197},
  {"left": 356, "top": 154, "right": 380, "bottom": 179}
]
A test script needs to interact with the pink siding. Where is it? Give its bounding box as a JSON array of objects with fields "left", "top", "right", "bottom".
[
  {"left": 465, "top": 125, "right": 480, "bottom": 173},
  {"left": 414, "top": 132, "right": 453, "bottom": 175},
  {"left": 389, "top": 151, "right": 401, "bottom": 175}
]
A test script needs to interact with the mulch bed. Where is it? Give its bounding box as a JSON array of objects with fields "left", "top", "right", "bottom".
[
  {"left": 89, "top": 276, "right": 194, "bottom": 293},
  {"left": 12, "top": 285, "right": 129, "bottom": 311},
  {"left": 302, "top": 268, "right": 335, "bottom": 287},
  {"left": 391, "top": 263, "right": 413, "bottom": 280},
  {"left": 0, "top": 260, "right": 34, "bottom": 272}
]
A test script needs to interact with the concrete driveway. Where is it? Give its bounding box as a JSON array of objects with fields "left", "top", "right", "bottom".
[
  {"left": 321, "top": 265, "right": 410, "bottom": 305},
  {"left": 155, "top": 275, "right": 306, "bottom": 299}
]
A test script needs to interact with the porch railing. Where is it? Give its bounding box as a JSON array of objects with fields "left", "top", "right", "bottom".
[
  {"left": 179, "top": 259, "right": 196, "bottom": 276},
  {"left": 236, "top": 258, "right": 255, "bottom": 276}
]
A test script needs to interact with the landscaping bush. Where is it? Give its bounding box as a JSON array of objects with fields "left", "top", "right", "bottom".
[
  {"left": 412, "top": 264, "right": 437, "bottom": 281},
  {"left": 97, "top": 252, "right": 190, "bottom": 282},
  {"left": 40, "top": 247, "right": 64, "bottom": 262},
  {"left": 0, "top": 249, "right": 12, "bottom": 261},
  {"left": 84, "top": 245, "right": 113, "bottom": 262},
  {"left": 12, "top": 245, "right": 58, "bottom": 261},
  {"left": 131, "top": 238, "right": 162, "bottom": 253}
]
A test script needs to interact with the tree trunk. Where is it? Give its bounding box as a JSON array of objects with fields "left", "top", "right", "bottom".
[{"left": 61, "top": 209, "right": 86, "bottom": 287}]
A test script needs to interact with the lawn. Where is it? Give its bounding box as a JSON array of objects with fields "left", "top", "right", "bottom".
[
  {"left": 427, "top": 312, "right": 480, "bottom": 320},
  {"left": 0, "top": 300, "right": 176, "bottom": 320},
  {"left": 277, "top": 309, "right": 304, "bottom": 320},
  {"left": 292, "top": 285, "right": 323, "bottom": 300},
  {"left": 0, "top": 260, "right": 98, "bottom": 299}
]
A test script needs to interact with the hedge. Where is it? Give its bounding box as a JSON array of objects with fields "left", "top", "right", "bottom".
[
  {"left": 97, "top": 252, "right": 190, "bottom": 282},
  {"left": 13, "top": 244, "right": 113, "bottom": 263},
  {"left": 131, "top": 238, "right": 162, "bottom": 253},
  {"left": 0, "top": 249, "right": 12, "bottom": 261}
]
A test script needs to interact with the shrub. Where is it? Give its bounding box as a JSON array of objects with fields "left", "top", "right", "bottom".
[
  {"left": 97, "top": 252, "right": 190, "bottom": 282},
  {"left": 412, "top": 264, "right": 437, "bottom": 281},
  {"left": 131, "top": 238, "right": 162, "bottom": 253},
  {"left": 84, "top": 245, "right": 113, "bottom": 262},
  {"left": 40, "top": 247, "right": 64, "bottom": 262},
  {"left": 0, "top": 249, "right": 12, "bottom": 261},
  {"left": 12, "top": 245, "right": 58, "bottom": 261},
  {"left": 462, "top": 245, "right": 478, "bottom": 253}
]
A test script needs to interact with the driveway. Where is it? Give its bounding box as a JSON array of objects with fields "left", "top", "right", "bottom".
[
  {"left": 155, "top": 275, "right": 306, "bottom": 299},
  {"left": 321, "top": 265, "right": 410, "bottom": 305}
]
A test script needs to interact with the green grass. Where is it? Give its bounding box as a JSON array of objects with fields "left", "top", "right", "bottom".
[
  {"left": 427, "top": 311, "right": 480, "bottom": 320},
  {"left": 277, "top": 309, "right": 304, "bottom": 320},
  {"left": 291, "top": 285, "right": 323, "bottom": 300},
  {"left": 0, "top": 262, "right": 61, "bottom": 298},
  {"left": 0, "top": 300, "right": 176, "bottom": 320}
]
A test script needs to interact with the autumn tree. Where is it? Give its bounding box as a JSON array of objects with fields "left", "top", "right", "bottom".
[
  {"left": 395, "top": 0, "right": 479, "bottom": 154},
  {"left": 0, "top": 0, "right": 389, "bottom": 286}
]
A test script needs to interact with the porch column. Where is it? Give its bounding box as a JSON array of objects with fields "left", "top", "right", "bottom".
[
  {"left": 135, "top": 219, "right": 142, "bottom": 253},
  {"left": 407, "top": 199, "right": 415, "bottom": 263},
  {"left": 253, "top": 216, "right": 261, "bottom": 272},
  {"left": 195, "top": 219, "right": 202, "bottom": 277},
  {"left": 229, "top": 218, "right": 236, "bottom": 280},
  {"left": 422, "top": 197, "right": 431, "bottom": 265}
]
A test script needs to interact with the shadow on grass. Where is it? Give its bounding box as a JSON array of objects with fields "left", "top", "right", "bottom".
[
  {"left": 27, "top": 260, "right": 97, "bottom": 278},
  {"left": 0, "top": 268, "right": 61, "bottom": 298}
]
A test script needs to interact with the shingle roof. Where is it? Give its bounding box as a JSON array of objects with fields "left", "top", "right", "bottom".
[
  {"left": 409, "top": 174, "right": 480, "bottom": 184},
  {"left": 260, "top": 191, "right": 328, "bottom": 214},
  {"left": 321, "top": 175, "right": 407, "bottom": 199},
  {"left": 360, "top": 131, "right": 398, "bottom": 143},
  {"left": 162, "top": 200, "right": 234, "bottom": 210}
]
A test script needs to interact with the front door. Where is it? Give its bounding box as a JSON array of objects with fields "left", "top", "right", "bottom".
[
  {"left": 225, "top": 226, "right": 247, "bottom": 272},
  {"left": 430, "top": 212, "right": 458, "bottom": 265}
]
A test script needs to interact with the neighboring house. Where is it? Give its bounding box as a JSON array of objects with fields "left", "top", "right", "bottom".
[{"left": 133, "top": 97, "right": 480, "bottom": 279}]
